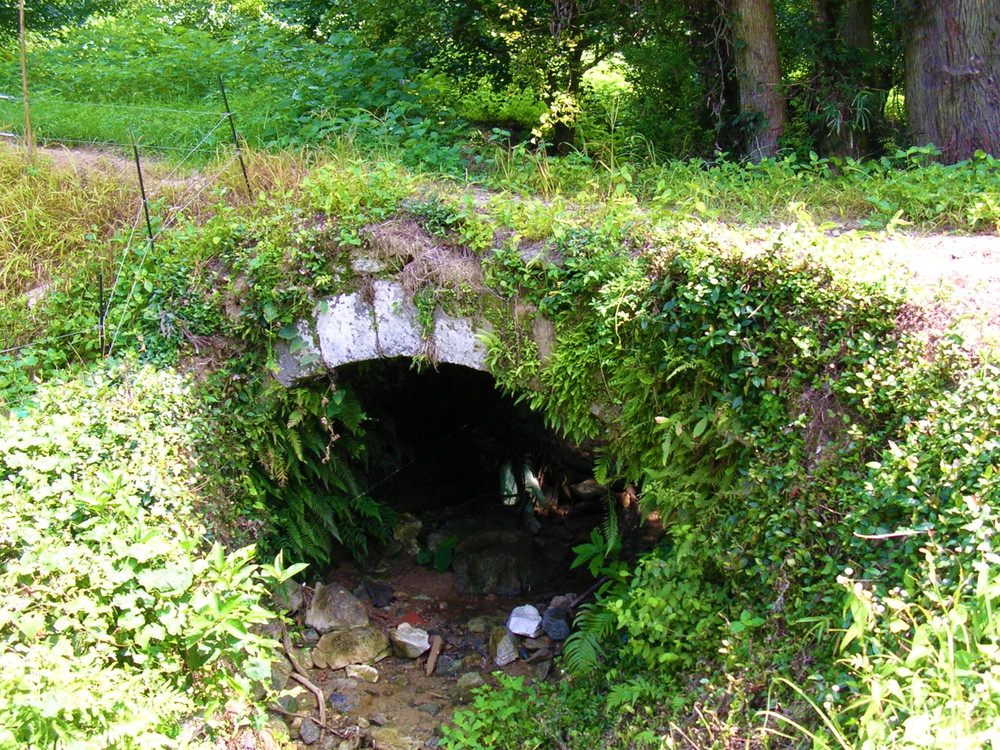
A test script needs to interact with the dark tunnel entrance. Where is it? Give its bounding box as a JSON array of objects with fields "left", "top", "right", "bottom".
[
  {"left": 332, "top": 358, "right": 621, "bottom": 598},
  {"left": 339, "top": 359, "right": 594, "bottom": 512}
]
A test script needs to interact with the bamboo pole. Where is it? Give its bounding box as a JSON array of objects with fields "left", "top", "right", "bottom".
[{"left": 19, "top": 0, "right": 35, "bottom": 158}]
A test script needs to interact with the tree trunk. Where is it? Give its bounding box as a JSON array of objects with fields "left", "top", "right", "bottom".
[
  {"left": 685, "top": 0, "right": 741, "bottom": 154},
  {"left": 731, "top": 0, "right": 786, "bottom": 161},
  {"left": 904, "top": 0, "right": 1000, "bottom": 163},
  {"left": 811, "top": 0, "right": 878, "bottom": 159}
]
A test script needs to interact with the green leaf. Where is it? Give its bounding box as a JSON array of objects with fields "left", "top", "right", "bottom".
[{"left": 138, "top": 564, "right": 194, "bottom": 595}]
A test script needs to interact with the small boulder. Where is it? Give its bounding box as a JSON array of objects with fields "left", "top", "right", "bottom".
[
  {"left": 570, "top": 479, "right": 607, "bottom": 501},
  {"left": 466, "top": 616, "right": 491, "bottom": 633},
  {"left": 488, "top": 626, "right": 518, "bottom": 667},
  {"left": 434, "top": 653, "right": 464, "bottom": 677},
  {"left": 452, "top": 529, "right": 545, "bottom": 595},
  {"left": 507, "top": 605, "right": 543, "bottom": 638},
  {"left": 273, "top": 579, "right": 304, "bottom": 613},
  {"left": 534, "top": 660, "right": 553, "bottom": 682},
  {"left": 313, "top": 625, "right": 390, "bottom": 670},
  {"left": 455, "top": 671, "right": 486, "bottom": 703},
  {"left": 391, "top": 622, "right": 431, "bottom": 659},
  {"left": 270, "top": 657, "right": 293, "bottom": 691},
  {"left": 328, "top": 693, "right": 356, "bottom": 714},
  {"left": 369, "top": 727, "right": 421, "bottom": 750},
  {"left": 542, "top": 607, "right": 571, "bottom": 641},
  {"left": 306, "top": 582, "right": 369, "bottom": 633},
  {"left": 549, "top": 594, "right": 576, "bottom": 611},
  {"left": 364, "top": 579, "right": 394, "bottom": 608},
  {"left": 299, "top": 717, "right": 321, "bottom": 745}
]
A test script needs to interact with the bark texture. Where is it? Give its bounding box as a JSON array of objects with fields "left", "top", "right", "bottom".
[
  {"left": 904, "top": 0, "right": 1000, "bottom": 162},
  {"left": 732, "top": 0, "right": 786, "bottom": 161},
  {"left": 811, "top": 0, "right": 878, "bottom": 158}
]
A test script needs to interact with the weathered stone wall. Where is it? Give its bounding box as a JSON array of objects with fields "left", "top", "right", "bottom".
[{"left": 276, "top": 280, "right": 495, "bottom": 386}]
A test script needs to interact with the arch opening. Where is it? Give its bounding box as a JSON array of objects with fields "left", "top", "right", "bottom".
[{"left": 333, "top": 358, "right": 614, "bottom": 597}]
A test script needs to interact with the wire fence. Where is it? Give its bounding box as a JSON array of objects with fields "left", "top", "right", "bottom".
[
  {"left": 0, "top": 83, "right": 244, "bottom": 152},
  {"left": 1, "top": 81, "right": 252, "bottom": 380}
]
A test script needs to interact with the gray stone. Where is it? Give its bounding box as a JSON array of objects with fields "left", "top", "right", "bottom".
[
  {"left": 273, "top": 579, "right": 304, "bottom": 613},
  {"left": 328, "top": 693, "right": 355, "bottom": 714},
  {"left": 364, "top": 580, "right": 394, "bottom": 608},
  {"left": 306, "top": 583, "right": 369, "bottom": 634},
  {"left": 275, "top": 693, "right": 298, "bottom": 715},
  {"left": 507, "top": 605, "right": 543, "bottom": 638},
  {"left": 466, "top": 616, "right": 491, "bottom": 633},
  {"left": 452, "top": 529, "right": 545, "bottom": 595},
  {"left": 534, "top": 660, "right": 552, "bottom": 682},
  {"left": 549, "top": 594, "right": 576, "bottom": 611},
  {"left": 274, "top": 320, "right": 324, "bottom": 386},
  {"left": 313, "top": 626, "right": 391, "bottom": 670},
  {"left": 434, "top": 654, "right": 464, "bottom": 677},
  {"left": 526, "top": 647, "right": 552, "bottom": 664},
  {"left": 312, "top": 282, "right": 493, "bottom": 376},
  {"left": 346, "top": 664, "right": 379, "bottom": 683},
  {"left": 299, "top": 717, "right": 321, "bottom": 745},
  {"left": 391, "top": 623, "right": 431, "bottom": 659},
  {"left": 369, "top": 726, "right": 420, "bottom": 750},
  {"left": 419, "top": 703, "right": 443, "bottom": 717},
  {"left": 570, "top": 479, "right": 607, "bottom": 501},
  {"left": 328, "top": 677, "right": 360, "bottom": 692},
  {"left": 542, "top": 607, "right": 571, "bottom": 641},
  {"left": 270, "top": 657, "right": 293, "bottom": 691},
  {"left": 488, "top": 626, "right": 518, "bottom": 667},
  {"left": 301, "top": 627, "right": 321, "bottom": 644},
  {"left": 454, "top": 672, "right": 486, "bottom": 704}
]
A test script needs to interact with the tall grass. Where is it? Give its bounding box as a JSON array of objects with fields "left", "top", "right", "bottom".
[
  {"left": 0, "top": 143, "right": 309, "bottom": 344},
  {"left": 763, "top": 551, "right": 1000, "bottom": 749}
]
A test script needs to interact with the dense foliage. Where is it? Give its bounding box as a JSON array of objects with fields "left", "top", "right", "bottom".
[
  {"left": 1, "top": 0, "right": 999, "bottom": 746},
  {"left": 0, "top": 363, "right": 303, "bottom": 748}
]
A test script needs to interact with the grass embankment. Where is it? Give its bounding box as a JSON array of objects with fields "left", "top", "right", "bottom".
[{"left": 1, "top": 143, "right": 999, "bottom": 748}]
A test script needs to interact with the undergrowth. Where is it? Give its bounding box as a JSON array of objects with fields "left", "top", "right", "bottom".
[
  {"left": 0, "top": 362, "right": 302, "bottom": 748},
  {"left": 0, "top": 128, "right": 998, "bottom": 748}
]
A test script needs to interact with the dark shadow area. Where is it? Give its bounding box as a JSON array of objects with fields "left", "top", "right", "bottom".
[{"left": 337, "top": 359, "right": 595, "bottom": 514}]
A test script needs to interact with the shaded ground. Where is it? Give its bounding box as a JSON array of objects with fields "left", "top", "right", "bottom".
[{"left": 273, "top": 504, "right": 609, "bottom": 750}]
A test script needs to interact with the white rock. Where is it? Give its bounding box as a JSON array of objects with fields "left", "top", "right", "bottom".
[
  {"left": 345, "top": 664, "right": 379, "bottom": 683},
  {"left": 507, "top": 604, "right": 543, "bottom": 638},
  {"left": 390, "top": 622, "right": 431, "bottom": 659}
]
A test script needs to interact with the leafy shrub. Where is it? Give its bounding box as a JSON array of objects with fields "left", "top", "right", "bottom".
[
  {"left": 234, "top": 378, "right": 395, "bottom": 566},
  {"left": 766, "top": 549, "right": 1000, "bottom": 749},
  {"left": 0, "top": 363, "right": 293, "bottom": 748},
  {"left": 441, "top": 674, "right": 608, "bottom": 750},
  {"left": 454, "top": 81, "right": 546, "bottom": 130}
]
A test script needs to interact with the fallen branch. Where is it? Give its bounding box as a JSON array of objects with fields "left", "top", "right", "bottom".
[{"left": 282, "top": 626, "right": 327, "bottom": 741}]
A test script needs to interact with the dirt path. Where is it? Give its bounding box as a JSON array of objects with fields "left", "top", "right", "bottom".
[{"left": 866, "top": 233, "right": 1000, "bottom": 349}]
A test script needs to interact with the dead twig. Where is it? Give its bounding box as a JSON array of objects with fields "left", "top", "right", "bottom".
[
  {"left": 425, "top": 635, "right": 444, "bottom": 676},
  {"left": 282, "top": 626, "right": 327, "bottom": 741}
]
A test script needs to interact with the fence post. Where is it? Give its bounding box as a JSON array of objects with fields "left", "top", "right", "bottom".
[
  {"left": 98, "top": 272, "right": 106, "bottom": 357},
  {"left": 132, "top": 144, "right": 155, "bottom": 249},
  {"left": 218, "top": 74, "right": 251, "bottom": 193}
]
